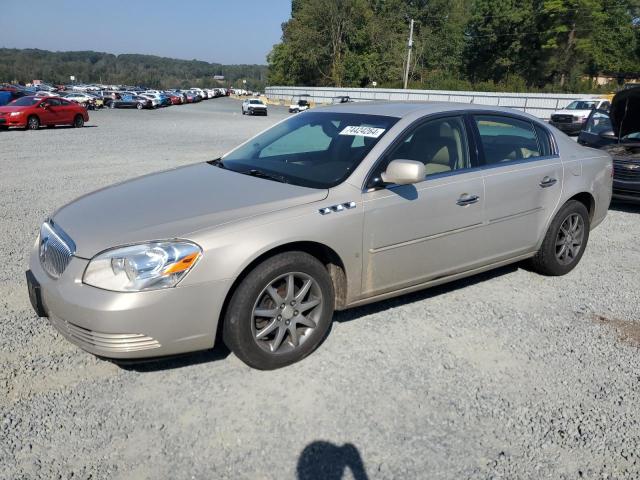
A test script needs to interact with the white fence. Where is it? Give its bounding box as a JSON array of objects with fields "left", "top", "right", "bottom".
[{"left": 265, "top": 86, "right": 596, "bottom": 120}]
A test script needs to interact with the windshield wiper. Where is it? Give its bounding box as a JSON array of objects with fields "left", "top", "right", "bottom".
[
  {"left": 207, "top": 158, "right": 225, "bottom": 168},
  {"left": 242, "top": 169, "right": 289, "bottom": 184}
]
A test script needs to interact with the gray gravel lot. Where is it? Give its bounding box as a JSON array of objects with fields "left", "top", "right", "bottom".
[{"left": 1, "top": 97, "right": 640, "bottom": 479}]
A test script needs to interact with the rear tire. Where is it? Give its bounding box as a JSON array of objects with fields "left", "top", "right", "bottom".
[
  {"left": 223, "top": 252, "right": 335, "bottom": 370},
  {"left": 26, "top": 116, "right": 40, "bottom": 130},
  {"left": 530, "top": 200, "right": 590, "bottom": 276},
  {"left": 136, "top": 103, "right": 143, "bottom": 110},
  {"left": 73, "top": 115, "right": 84, "bottom": 128}
]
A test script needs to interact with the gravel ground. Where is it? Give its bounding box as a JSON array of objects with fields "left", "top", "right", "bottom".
[{"left": 1, "top": 97, "right": 639, "bottom": 480}]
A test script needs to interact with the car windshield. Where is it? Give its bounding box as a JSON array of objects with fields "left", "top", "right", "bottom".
[
  {"left": 249, "top": 100, "right": 263, "bottom": 105},
  {"left": 9, "top": 97, "right": 39, "bottom": 106},
  {"left": 566, "top": 101, "right": 598, "bottom": 110},
  {"left": 585, "top": 111, "right": 640, "bottom": 140},
  {"left": 221, "top": 111, "right": 398, "bottom": 189}
]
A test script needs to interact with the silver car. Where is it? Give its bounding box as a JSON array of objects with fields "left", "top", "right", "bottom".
[{"left": 27, "top": 102, "right": 613, "bottom": 369}]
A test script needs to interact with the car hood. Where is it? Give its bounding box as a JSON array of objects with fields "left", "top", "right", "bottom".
[
  {"left": 553, "top": 109, "right": 592, "bottom": 117},
  {"left": 52, "top": 163, "right": 328, "bottom": 258},
  {"left": 610, "top": 88, "right": 640, "bottom": 139},
  {"left": 0, "top": 105, "right": 31, "bottom": 113}
]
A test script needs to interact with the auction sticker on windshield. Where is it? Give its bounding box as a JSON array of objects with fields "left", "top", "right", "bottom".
[{"left": 339, "top": 126, "right": 386, "bottom": 138}]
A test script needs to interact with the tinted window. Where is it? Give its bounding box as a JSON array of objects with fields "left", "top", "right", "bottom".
[
  {"left": 9, "top": 97, "right": 39, "bottom": 106},
  {"left": 382, "top": 116, "right": 470, "bottom": 177},
  {"left": 534, "top": 125, "right": 553, "bottom": 156},
  {"left": 474, "top": 115, "right": 541, "bottom": 164},
  {"left": 584, "top": 111, "right": 613, "bottom": 135},
  {"left": 566, "top": 101, "right": 598, "bottom": 110},
  {"left": 222, "top": 111, "right": 398, "bottom": 189},
  {"left": 59, "top": 99, "right": 72, "bottom": 106},
  {"left": 46, "top": 98, "right": 62, "bottom": 106}
]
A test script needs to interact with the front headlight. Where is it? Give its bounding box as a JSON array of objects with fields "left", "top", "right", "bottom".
[
  {"left": 83, "top": 241, "right": 202, "bottom": 292},
  {"left": 10, "top": 111, "right": 22, "bottom": 117}
]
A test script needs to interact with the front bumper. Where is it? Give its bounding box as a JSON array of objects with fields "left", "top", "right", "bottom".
[
  {"left": 613, "top": 160, "right": 640, "bottom": 202},
  {"left": 549, "top": 120, "right": 584, "bottom": 134},
  {"left": 28, "top": 251, "right": 231, "bottom": 359},
  {"left": 613, "top": 179, "right": 640, "bottom": 202},
  {"left": 0, "top": 114, "right": 26, "bottom": 127}
]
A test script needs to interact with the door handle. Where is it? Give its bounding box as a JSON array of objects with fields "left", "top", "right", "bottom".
[
  {"left": 540, "top": 176, "right": 557, "bottom": 188},
  {"left": 456, "top": 194, "right": 480, "bottom": 206}
]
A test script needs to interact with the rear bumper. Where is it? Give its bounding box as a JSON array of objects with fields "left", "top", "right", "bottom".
[{"left": 28, "top": 250, "right": 231, "bottom": 359}]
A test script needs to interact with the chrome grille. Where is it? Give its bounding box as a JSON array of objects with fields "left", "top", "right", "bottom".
[
  {"left": 613, "top": 161, "right": 640, "bottom": 181},
  {"left": 551, "top": 114, "right": 574, "bottom": 124},
  {"left": 39, "top": 221, "right": 76, "bottom": 278}
]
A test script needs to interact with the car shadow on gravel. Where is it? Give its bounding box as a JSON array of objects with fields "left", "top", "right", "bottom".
[
  {"left": 113, "top": 344, "right": 231, "bottom": 372},
  {"left": 296, "top": 441, "right": 369, "bottom": 480},
  {"left": 334, "top": 264, "right": 519, "bottom": 324}
]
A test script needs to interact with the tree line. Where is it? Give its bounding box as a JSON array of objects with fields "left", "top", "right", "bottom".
[
  {"left": 0, "top": 48, "right": 268, "bottom": 90},
  {"left": 268, "top": 0, "right": 640, "bottom": 92}
]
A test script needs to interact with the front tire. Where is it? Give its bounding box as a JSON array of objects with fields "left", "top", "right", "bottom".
[
  {"left": 530, "top": 200, "right": 590, "bottom": 276},
  {"left": 27, "top": 116, "right": 40, "bottom": 130},
  {"left": 223, "top": 252, "right": 335, "bottom": 370},
  {"left": 73, "top": 115, "right": 84, "bottom": 128}
]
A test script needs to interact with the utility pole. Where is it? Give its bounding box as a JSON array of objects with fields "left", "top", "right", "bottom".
[{"left": 403, "top": 19, "right": 414, "bottom": 90}]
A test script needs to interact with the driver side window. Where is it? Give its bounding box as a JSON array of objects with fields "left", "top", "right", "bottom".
[{"left": 382, "top": 116, "right": 470, "bottom": 177}]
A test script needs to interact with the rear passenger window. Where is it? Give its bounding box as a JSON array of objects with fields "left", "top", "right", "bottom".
[
  {"left": 534, "top": 124, "right": 553, "bottom": 156},
  {"left": 474, "top": 115, "right": 541, "bottom": 165}
]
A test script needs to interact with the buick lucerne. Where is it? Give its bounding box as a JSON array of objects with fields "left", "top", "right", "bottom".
[{"left": 27, "top": 102, "right": 613, "bottom": 369}]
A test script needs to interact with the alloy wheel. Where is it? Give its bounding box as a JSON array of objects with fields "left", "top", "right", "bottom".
[
  {"left": 555, "top": 213, "right": 585, "bottom": 265},
  {"left": 251, "top": 272, "right": 323, "bottom": 354}
]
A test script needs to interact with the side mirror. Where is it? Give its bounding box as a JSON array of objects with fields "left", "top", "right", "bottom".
[
  {"left": 599, "top": 131, "right": 617, "bottom": 140},
  {"left": 40, "top": 103, "right": 48, "bottom": 109},
  {"left": 381, "top": 159, "right": 425, "bottom": 185}
]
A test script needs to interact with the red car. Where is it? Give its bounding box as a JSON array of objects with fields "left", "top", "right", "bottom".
[
  {"left": 0, "top": 96, "right": 89, "bottom": 130},
  {"left": 168, "top": 93, "right": 183, "bottom": 105}
]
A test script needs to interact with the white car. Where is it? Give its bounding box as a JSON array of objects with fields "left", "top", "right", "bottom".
[
  {"left": 190, "top": 88, "right": 207, "bottom": 99},
  {"left": 549, "top": 98, "right": 611, "bottom": 135},
  {"left": 289, "top": 95, "right": 311, "bottom": 113},
  {"left": 139, "top": 93, "right": 161, "bottom": 108},
  {"left": 242, "top": 98, "right": 268, "bottom": 116}
]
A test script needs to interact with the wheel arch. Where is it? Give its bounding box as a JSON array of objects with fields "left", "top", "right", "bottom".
[
  {"left": 567, "top": 191, "right": 595, "bottom": 222},
  {"left": 214, "top": 241, "right": 348, "bottom": 346}
]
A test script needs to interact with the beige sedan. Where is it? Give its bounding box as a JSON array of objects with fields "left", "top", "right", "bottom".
[{"left": 27, "top": 102, "right": 612, "bottom": 369}]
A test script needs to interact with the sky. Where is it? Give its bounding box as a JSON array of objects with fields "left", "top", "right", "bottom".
[{"left": 0, "top": 0, "right": 292, "bottom": 65}]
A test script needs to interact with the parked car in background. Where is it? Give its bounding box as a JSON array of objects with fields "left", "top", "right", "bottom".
[
  {"left": 27, "top": 102, "right": 611, "bottom": 370},
  {"left": 62, "top": 92, "right": 102, "bottom": 109},
  {"left": 331, "top": 96, "right": 353, "bottom": 104},
  {"left": 167, "top": 93, "right": 184, "bottom": 105},
  {"left": 110, "top": 94, "right": 152, "bottom": 110},
  {"left": 549, "top": 98, "right": 610, "bottom": 135},
  {"left": 578, "top": 88, "right": 640, "bottom": 202},
  {"left": 242, "top": 98, "right": 268, "bottom": 116},
  {"left": 289, "top": 95, "right": 311, "bottom": 113},
  {"left": 139, "top": 93, "right": 162, "bottom": 108},
  {"left": 34, "top": 91, "right": 58, "bottom": 98},
  {"left": 0, "top": 96, "right": 88, "bottom": 130}
]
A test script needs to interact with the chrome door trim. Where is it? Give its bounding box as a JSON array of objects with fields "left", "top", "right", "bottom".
[{"left": 369, "top": 222, "right": 485, "bottom": 254}]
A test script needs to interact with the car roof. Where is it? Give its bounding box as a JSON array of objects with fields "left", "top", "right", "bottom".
[{"left": 316, "top": 100, "right": 542, "bottom": 120}]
